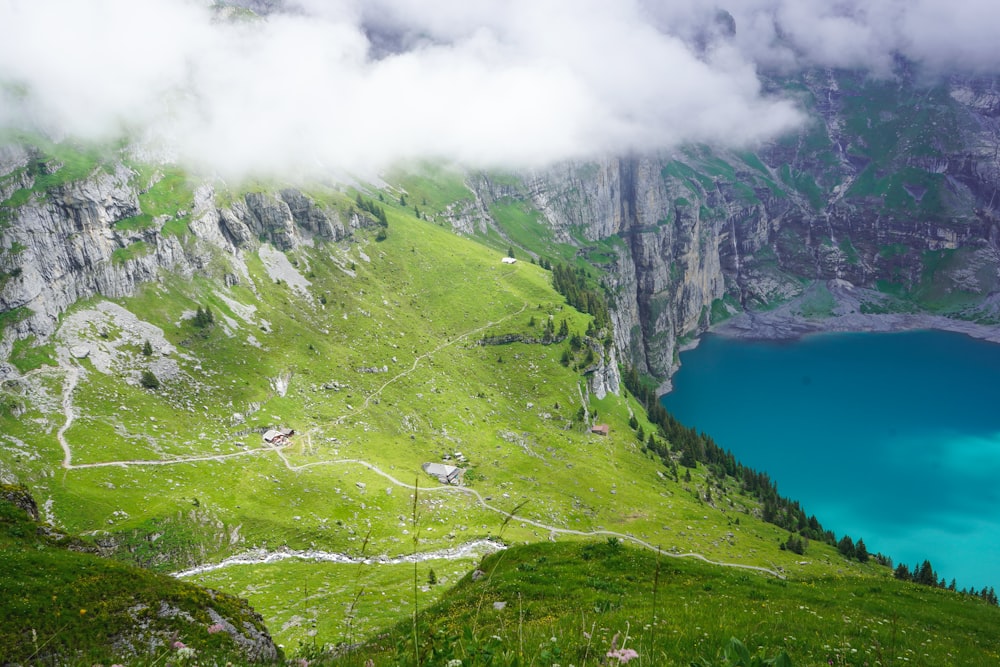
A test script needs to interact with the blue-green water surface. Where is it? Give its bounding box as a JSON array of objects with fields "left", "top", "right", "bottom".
[{"left": 661, "top": 329, "right": 1000, "bottom": 590}]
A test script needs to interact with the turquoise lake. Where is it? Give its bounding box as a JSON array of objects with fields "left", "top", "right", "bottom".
[{"left": 661, "top": 329, "right": 1000, "bottom": 591}]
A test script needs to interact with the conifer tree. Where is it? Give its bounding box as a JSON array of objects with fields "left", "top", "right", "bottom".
[
  {"left": 140, "top": 370, "right": 160, "bottom": 390},
  {"left": 837, "top": 535, "right": 856, "bottom": 559},
  {"left": 855, "top": 538, "right": 869, "bottom": 563}
]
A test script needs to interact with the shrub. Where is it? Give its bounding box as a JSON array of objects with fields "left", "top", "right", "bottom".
[{"left": 140, "top": 370, "right": 160, "bottom": 390}]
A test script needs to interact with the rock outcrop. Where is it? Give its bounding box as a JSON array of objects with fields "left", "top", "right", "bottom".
[
  {"left": 465, "top": 69, "right": 1000, "bottom": 386},
  {"left": 0, "top": 157, "right": 350, "bottom": 359},
  {"left": 0, "top": 487, "right": 282, "bottom": 665},
  {"left": 4, "top": 67, "right": 1000, "bottom": 390}
]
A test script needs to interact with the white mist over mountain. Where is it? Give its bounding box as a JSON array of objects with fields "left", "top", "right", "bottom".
[{"left": 0, "top": 0, "right": 996, "bottom": 179}]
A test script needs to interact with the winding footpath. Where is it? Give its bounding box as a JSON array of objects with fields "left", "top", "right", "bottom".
[
  {"left": 278, "top": 457, "right": 784, "bottom": 579},
  {"left": 57, "top": 366, "right": 79, "bottom": 469},
  {"left": 53, "top": 300, "right": 784, "bottom": 580}
]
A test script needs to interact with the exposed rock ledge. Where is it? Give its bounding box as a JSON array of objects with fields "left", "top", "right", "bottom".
[
  {"left": 714, "top": 309, "right": 1000, "bottom": 344},
  {"left": 713, "top": 279, "right": 1000, "bottom": 344},
  {"left": 659, "top": 279, "right": 1000, "bottom": 395}
]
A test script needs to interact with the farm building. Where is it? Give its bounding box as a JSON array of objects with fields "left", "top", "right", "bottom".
[
  {"left": 591, "top": 424, "right": 610, "bottom": 436},
  {"left": 501, "top": 257, "right": 517, "bottom": 264},
  {"left": 262, "top": 428, "right": 294, "bottom": 445},
  {"left": 422, "top": 462, "right": 464, "bottom": 485}
]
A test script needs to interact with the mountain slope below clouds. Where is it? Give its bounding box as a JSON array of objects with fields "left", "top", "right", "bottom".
[{"left": 457, "top": 68, "right": 1000, "bottom": 383}]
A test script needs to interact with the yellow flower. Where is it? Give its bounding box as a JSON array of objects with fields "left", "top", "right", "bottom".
[{"left": 80, "top": 609, "right": 86, "bottom": 615}]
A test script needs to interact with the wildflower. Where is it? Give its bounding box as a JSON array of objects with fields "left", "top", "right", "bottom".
[
  {"left": 173, "top": 641, "right": 187, "bottom": 649},
  {"left": 606, "top": 648, "right": 639, "bottom": 664},
  {"left": 365, "top": 660, "right": 375, "bottom": 667},
  {"left": 446, "top": 660, "right": 463, "bottom": 667},
  {"left": 176, "top": 646, "right": 197, "bottom": 660},
  {"left": 207, "top": 623, "right": 225, "bottom": 634},
  {"left": 80, "top": 609, "right": 86, "bottom": 615}
]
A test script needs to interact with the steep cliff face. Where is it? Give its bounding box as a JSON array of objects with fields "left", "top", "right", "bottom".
[
  {"left": 467, "top": 69, "right": 1000, "bottom": 383},
  {"left": 5, "top": 68, "right": 1000, "bottom": 387},
  {"left": 0, "top": 150, "right": 351, "bottom": 361}
]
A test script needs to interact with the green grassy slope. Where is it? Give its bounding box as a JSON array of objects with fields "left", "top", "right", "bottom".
[
  {"left": 0, "top": 485, "right": 279, "bottom": 665},
  {"left": 348, "top": 540, "right": 1000, "bottom": 666},
  {"left": 0, "top": 148, "right": 998, "bottom": 664}
]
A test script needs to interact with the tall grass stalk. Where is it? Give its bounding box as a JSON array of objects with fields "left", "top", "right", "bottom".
[
  {"left": 581, "top": 617, "right": 596, "bottom": 667},
  {"left": 25, "top": 623, "right": 68, "bottom": 663},
  {"left": 518, "top": 591, "right": 524, "bottom": 664},
  {"left": 650, "top": 545, "right": 661, "bottom": 664},
  {"left": 344, "top": 527, "right": 372, "bottom": 647},
  {"left": 411, "top": 477, "right": 420, "bottom": 667},
  {"left": 470, "top": 499, "right": 529, "bottom": 637}
]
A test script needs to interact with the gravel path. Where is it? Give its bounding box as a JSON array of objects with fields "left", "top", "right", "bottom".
[{"left": 51, "top": 294, "right": 784, "bottom": 580}]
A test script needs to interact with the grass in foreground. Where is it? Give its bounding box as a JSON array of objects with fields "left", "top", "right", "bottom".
[
  {"left": 0, "top": 486, "right": 280, "bottom": 665},
  {"left": 319, "top": 540, "right": 1000, "bottom": 666}
]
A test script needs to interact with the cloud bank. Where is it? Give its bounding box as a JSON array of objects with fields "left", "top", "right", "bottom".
[{"left": 0, "top": 0, "right": 997, "bottom": 178}]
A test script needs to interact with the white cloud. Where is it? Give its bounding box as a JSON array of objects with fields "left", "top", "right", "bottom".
[{"left": 0, "top": 0, "right": 996, "bottom": 179}]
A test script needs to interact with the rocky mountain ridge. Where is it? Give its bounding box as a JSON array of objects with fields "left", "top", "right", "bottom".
[
  {"left": 3, "top": 67, "right": 1000, "bottom": 391},
  {"left": 0, "top": 151, "right": 376, "bottom": 365},
  {"left": 462, "top": 68, "right": 1000, "bottom": 384}
]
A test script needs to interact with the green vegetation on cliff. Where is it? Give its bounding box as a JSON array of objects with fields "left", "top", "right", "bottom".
[{"left": 0, "top": 485, "right": 280, "bottom": 665}]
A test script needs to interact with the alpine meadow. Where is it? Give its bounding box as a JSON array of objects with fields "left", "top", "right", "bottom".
[{"left": 2, "top": 1, "right": 1000, "bottom": 665}]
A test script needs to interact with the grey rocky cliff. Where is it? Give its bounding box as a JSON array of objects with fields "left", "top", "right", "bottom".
[
  {"left": 0, "top": 144, "right": 33, "bottom": 202},
  {"left": 0, "top": 154, "right": 351, "bottom": 360},
  {"left": 585, "top": 339, "right": 620, "bottom": 400},
  {"left": 0, "top": 163, "right": 195, "bottom": 356},
  {"left": 469, "top": 69, "right": 1000, "bottom": 386}
]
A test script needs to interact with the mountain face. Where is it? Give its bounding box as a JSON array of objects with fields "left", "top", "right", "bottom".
[
  {"left": 463, "top": 68, "right": 1000, "bottom": 383},
  {"left": 0, "top": 149, "right": 373, "bottom": 365},
  {"left": 2, "top": 68, "right": 1000, "bottom": 388},
  {"left": 3, "top": 60, "right": 1000, "bottom": 663}
]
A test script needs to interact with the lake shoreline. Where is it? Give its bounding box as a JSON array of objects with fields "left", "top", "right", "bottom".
[
  {"left": 659, "top": 279, "right": 1000, "bottom": 394},
  {"left": 713, "top": 308, "right": 1000, "bottom": 344},
  {"left": 716, "top": 278, "right": 1000, "bottom": 343}
]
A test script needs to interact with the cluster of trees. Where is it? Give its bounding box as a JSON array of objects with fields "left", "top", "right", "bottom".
[
  {"left": 355, "top": 194, "right": 389, "bottom": 227},
  {"left": 536, "top": 316, "right": 568, "bottom": 344},
  {"left": 835, "top": 534, "right": 872, "bottom": 563},
  {"left": 557, "top": 324, "right": 600, "bottom": 371},
  {"left": 782, "top": 533, "right": 808, "bottom": 555},
  {"left": 894, "top": 561, "right": 998, "bottom": 605},
  {"left": 193, "top": 305, "right": 214, "bottom": 329},
  {"left": 551, "top": 263, "right": 610, "bottom": 330}
]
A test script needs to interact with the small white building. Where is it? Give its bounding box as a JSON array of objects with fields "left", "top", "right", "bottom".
[
  {"left": 262, "top": 427, "right": 294, "bottom": 445},
  {"left": 502, "top": 257, "right": 517, "bottom": 264},
  {"left": 422, "top": 462, "right": 464, "bottom": 485}
]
